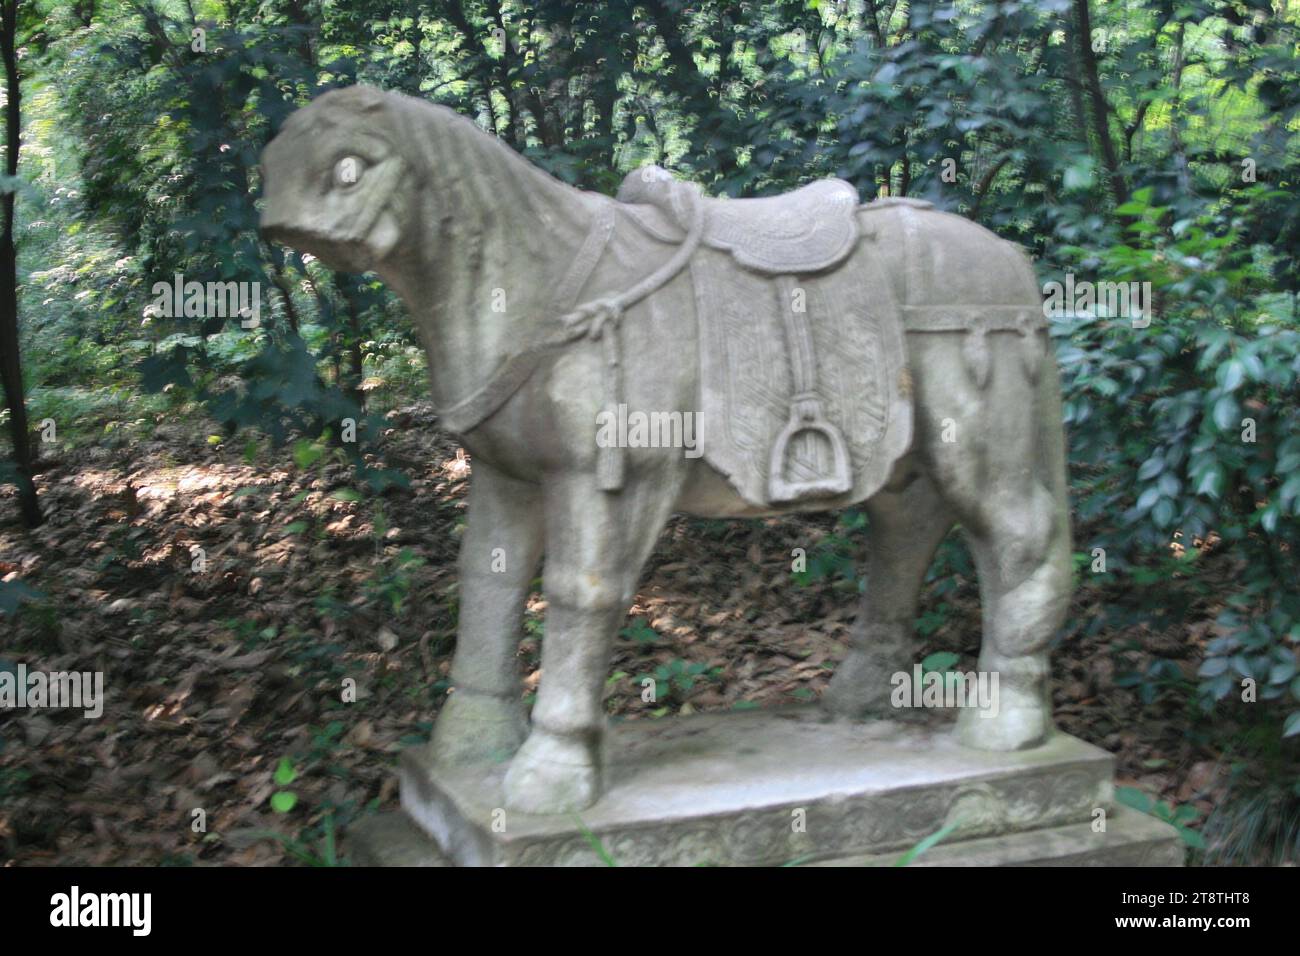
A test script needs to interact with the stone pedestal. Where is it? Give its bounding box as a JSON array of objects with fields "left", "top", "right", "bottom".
[{"left": 348, "top": 707, "right": 1184, "bottom": 867}]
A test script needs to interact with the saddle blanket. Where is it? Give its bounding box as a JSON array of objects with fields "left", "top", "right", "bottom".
[{"left": 692, "top": 242, "right": 912, "bottom": 507}]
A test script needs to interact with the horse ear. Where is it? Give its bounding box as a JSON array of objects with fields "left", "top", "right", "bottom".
[
  {"left": 617, "top": 166, "right": 672, "bottom": 204},
  {"left": 355, "top": 89, "right": 389, "bottom": 113},
  {"left": 326, "top": 84, "right": 390, "bottom": 115}
]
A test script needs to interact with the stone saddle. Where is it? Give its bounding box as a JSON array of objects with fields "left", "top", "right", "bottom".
[
  {"left": 618, "top": 167, "right": 910, "bottom": 506},
  {"left": 617, "top": 166, "right": 862, "bottom": 275}
]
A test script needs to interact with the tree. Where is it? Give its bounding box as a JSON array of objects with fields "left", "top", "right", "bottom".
[{"left": 0, "top": 0, "right": 41, "bottom": 527}]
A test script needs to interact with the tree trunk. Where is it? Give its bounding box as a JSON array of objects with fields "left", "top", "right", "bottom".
[
  {"left": 1073, "top": 0, "right": 1128, "bottom": 205},
  {"left": 1168, "top": 23, "right": 1192, "bottom": 193},
  {"left": 0, "top": 0, "right": 41, "bottom": 527}
]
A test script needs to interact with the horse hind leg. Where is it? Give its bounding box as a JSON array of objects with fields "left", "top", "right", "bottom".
[
  {"left": 931, "top": 365, "right": 1072, "bottom": 750},
  {"left": 902, "top": 307, "right": 1073, "bottom": 750},
  {"left": 953, "top": 474, "right": 1071, "bottom": 750},
  {"left": 822, "top": 472, "right": 956, "bottom": 718}
]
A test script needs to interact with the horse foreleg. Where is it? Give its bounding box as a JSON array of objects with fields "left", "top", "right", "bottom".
[
  {"left": 430, "top": 463, "right": 544, "bottom": 766},
  {"left": 504, "top": 469, "right": 679, "bottom": 814}
]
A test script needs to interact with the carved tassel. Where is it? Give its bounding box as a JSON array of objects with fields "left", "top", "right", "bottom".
[
  {"left": 962, "top": 327, "right": 992, "bottom": 389},
  {"left": 597, "top": 327, "right": 626, "bottom": 492},
  {"left": 1019, "top": 329, "right": 1045, "bottom": 384}
]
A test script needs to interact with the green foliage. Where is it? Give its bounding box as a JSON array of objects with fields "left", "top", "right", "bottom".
[
  {"left": 246, "top": 731, "right": 365, "bottom": 864},
  {"left": 1055, "top": 187, "right": 1300, "bottom": 736},
  {"left": 271, "top": 756, "right": 299, "bottom": 814},
  {"left": 892, "top": 820, "right": 962, "bottom": 867},
  {"left": 636, "top": 658, "right": 715, "bottom": 707},
  {"left": 0, "top": 766, "right": 31, "bottom": 804},
  {"left": 921, "top": 651, "right": 960, "bottom": 675},
  {"left": 619, "top": 618, "right": 659, "bottom": 645},
  {"left": 363, "top": 547, "right": 426, "bottom": 617},
  {"left": 1201, "top": 732, "right": 1300, "bottom": 865},
  {"left": 791, "top": 510, "right": 867, "bottom": 591},
  {"left": 573, "top": 816, "right": 619, "bottom": 867},
  {"left": 0, "top": 579, "right": 42, "bottom": 616},
  {"left": 1116, "top": 786, "right": 1207, "bottom": 850}
]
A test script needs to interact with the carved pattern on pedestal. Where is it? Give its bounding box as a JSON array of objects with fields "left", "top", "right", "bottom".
[
  {"left": 945, "top": 783, "right": 1007, "bottom": 838},
  {"left": 501, "top": 763, "right": 1110, "bottom": 866}
]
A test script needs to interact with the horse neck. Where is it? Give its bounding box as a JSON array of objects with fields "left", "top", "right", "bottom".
[{"left": 387, "top": 113, "right": 601, "bottom": 413}]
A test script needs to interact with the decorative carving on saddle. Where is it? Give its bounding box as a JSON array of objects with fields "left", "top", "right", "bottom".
[
  {"left": 616, "top": 166, "right": 860, "bottom": 275},
  {"left": 617, "top": 166, "right": 871, "bottom": 504}
]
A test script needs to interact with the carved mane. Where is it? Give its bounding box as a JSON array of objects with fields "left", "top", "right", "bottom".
[
  {"left": 379, "top": 91, "right": 594, "bottom": 266},
  {"left": 307, "top": 87, "right": 602, "bottom": 411}
]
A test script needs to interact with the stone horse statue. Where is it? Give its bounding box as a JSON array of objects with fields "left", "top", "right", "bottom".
[{"left": 260, "top": 86, "right": 1072, "bottom": 815}]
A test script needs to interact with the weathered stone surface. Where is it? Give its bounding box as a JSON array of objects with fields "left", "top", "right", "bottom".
[
  {"left": 817, "top": 806, "right": 1185, "bottom": 867},
  {"left": 398, "top": 707, "right": 1132, "bottom": 867},
  {"left": 346, "top": 811, "right": 450, "bottom": 867},
  {"left": 261, "top": 86, "right": 1075, "bottom": 816},
  {"left": 348, "top": 804, "right": 1182, "bottom": 867}
]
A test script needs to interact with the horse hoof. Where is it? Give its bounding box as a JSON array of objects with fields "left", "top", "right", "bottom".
[
  {"left": 430, "top": 688, "right": 527, "bottom": 766},
  {"left": 821, "top": 651, "right": 895, "bottom": 718},
  {"left": 955, "top": 699, "right": 1049, "bottom": 751},
  {"left": 503, "top": 727, "right": 600, "bottom": 814}
]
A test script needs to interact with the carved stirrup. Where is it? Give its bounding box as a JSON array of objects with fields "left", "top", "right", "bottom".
[
  {"left": 768, "top": 276, "right": 853, "bottom": 503},
  {"left": 768, "top": 397, "right": 853, "bottom": 503}
]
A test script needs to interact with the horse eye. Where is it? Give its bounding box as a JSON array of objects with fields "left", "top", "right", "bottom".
[{"left": 333, "top": 155, "right": 366, "bottom": 188}]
